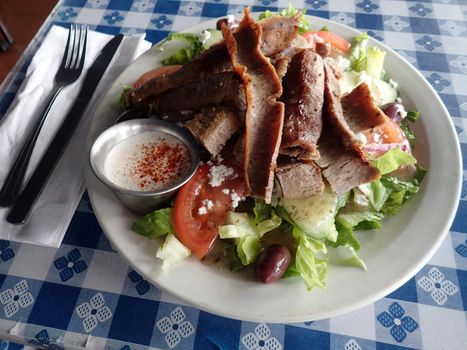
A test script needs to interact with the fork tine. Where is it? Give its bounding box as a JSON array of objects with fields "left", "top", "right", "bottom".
[
  {"left": 60, "top": 24, "right": 74, "bottom": 69},
  {"left": 69, "top": 24, "right": 81, "bottom": 69},
  {"left": 76, "top": 25, "right": 88, "bottom": 70}
]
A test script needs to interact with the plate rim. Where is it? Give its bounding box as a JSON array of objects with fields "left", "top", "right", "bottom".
[{"left": 85, "top": 13, "right": 463, "bottom": 323}]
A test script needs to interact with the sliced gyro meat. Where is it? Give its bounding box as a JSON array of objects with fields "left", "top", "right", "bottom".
[
  {"left": 184, "top": 106, "right": 241, "bottom": 156},
  {"left": 222, "top": 8, "right": 285, "bottom": 203},
  {"left": 341, "top": 82, "right": 388, "bottom": 134},
  {"left": 259, "top": 15, "right": 300, "bottom": 57},
  {"left": 323, "top": 65, "right": 387, "bottom": 156},
  {"left": 147, "top": 72, "right": 245, "bottom": 113},
  {"left": 280, "top": 49, "right": 324, "bottom": 160},
  {"left": 128, "top": 43, "right": 232, "bottom": 106},
  {"left": 316, "top": 125, "right": 380, "bottom": 195},
  {"left": 276, "top": 161, "right": 324, "bottom": 199},
  {"left": 127, "top": 15, "right": 299, "bottom": 108}
]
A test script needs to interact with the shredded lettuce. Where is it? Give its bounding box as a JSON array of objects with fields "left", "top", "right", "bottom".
[
  {"left": 132, "top": 208, "right": 174, "bottom": 239},
  {"left": 156, "top": 233, "right": 191, "bottom": 271},
  {"left": 371, "top": 147, "right": 417, "bottom": 175}
]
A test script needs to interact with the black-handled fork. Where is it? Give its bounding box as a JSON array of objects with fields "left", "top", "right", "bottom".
[{"left": 0, "top": 24, "right": 88, "bottom": 206}]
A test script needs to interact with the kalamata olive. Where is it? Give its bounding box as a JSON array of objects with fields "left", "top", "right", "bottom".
[
  {"left": 255, "top": 245, "right": 291, "bottom": 284},
  {"left": 382, "top": 102, "right": 406, "bottom": 124}
]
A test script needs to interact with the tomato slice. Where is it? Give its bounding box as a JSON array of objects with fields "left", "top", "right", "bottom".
[
  {"left": 132, "top": 65, "right": 181, "bottom": 89},
  {"left": 173, "top": 161, "right": 246, "bottom": 259},
  {"left": 363, "top": 119, "right": 406, "bottom": 145},
  {"left": 303, "top": 31, "right": 351, "bottom": 53}
]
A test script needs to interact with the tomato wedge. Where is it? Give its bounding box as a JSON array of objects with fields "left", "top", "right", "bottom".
[
  {"left": 364, "top": 119, "right": 406, "bottom": 145},
  {"left": 303, "top": 31, "right": 351, "bottom": 53},
  {"left": 132, "top": 65, "right": 181, "bottom": 89},
  {"left": 173, "top": 161, "right": 246, "bottom": 259}
]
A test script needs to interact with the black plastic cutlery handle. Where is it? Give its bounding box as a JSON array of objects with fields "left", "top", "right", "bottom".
[
  {"left": 0, "top": 86, "right": 64, "bottom": 206},
  {"left": 7, "top": 34, "right": 123, "bottom": 224}
]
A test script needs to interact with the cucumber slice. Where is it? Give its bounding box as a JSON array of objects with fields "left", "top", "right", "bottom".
[{"left": 281, "top": 187, "right": 339, "bottom": 240}]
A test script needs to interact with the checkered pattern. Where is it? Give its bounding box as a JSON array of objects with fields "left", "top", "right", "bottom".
[{"left": 0, "top": 0, "right": 466, "bottom": 349}]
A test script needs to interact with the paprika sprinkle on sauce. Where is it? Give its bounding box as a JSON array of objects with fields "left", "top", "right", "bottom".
[{"left": 104, "top": 131, "right": 191, "bottom": 192}]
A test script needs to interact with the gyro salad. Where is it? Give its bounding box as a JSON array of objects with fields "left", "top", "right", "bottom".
[{"left": 121, "top": 6, "right": 425, "bottom": 291}]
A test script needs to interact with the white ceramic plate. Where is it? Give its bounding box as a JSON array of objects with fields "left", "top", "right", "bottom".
[{"left": 85, "top": 14, "right": 462, "bottom": 323}]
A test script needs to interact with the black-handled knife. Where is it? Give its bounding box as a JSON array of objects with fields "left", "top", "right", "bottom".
[{"left": 7, "top": 34, "right": 124, "bottom": 224}]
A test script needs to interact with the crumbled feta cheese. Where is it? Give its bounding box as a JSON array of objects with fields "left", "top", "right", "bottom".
[
  {"left": 230, "top": 191, "right": 241, "bottom": 209},
  {"left": 201, "top": 199, "right": 214, "bottom": 210},
  {"left": 194, "top": 185, "right": 201, "bottom": 197},
  {"left": 400, "top": 109, "right": 408, "bottom": 119},
  {"left": 396, "top": 97, "right": 402, "bottom": 103},
  {"left": 335, "top": 56, "right": 350, "bottom": 73},
  {"left": 215, "top": 154, "right": 224, "bottom": 163},
  {"left": 358, "top": 71, "right": 371, "bottom": 85},
  {"left": 356, "top": 133, "right": 367, "bottom": 144},
  {"left": 198, "top": 207, "right": 208, "bottom": 215},
  {"left": 199, "top": 30, "right": 211, "bottom": 45},
  {"left": 208, "top": 164, "right": 234, "bottom": 187},
  {"left": 222, "top": 188, "right": 230, "bottom": 195},
  {"left": 227, "top": 14, "right": 235, "bottom": 24},
  {"left": 373, "top": 133, "right": 381, "bottom": 143}
]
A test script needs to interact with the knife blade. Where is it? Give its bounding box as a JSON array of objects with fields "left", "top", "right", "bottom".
[{"left": 7, "top": 34, "right": 124, "bottom": 224}]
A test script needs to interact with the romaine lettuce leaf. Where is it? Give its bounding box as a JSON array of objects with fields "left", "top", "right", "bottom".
[
  {"left": 371, "top": 147, "right": 417, "bottom": 175},
  {"left": 400, "top": 110, "right": 421, "bottom": 148},
  {"left": 259, "top": 5, "right": 311, "bottom": 33},
  {"left": 349, "top": 33, "right": 369, "bottom": 72},
  {"left": 406, "top": 110, "right": 420, "bottom": 122},
  {"left": 257, "top": 212, "right": 282, "bottom": 237},
  {"left": 400, "top": 122, "right": 416, "bottom": 148},
  {"left": 336, "top": 211, "right": 385, "bottom": 232},
  {"left": 156, "top": 233, "right": 191, "bottom": 271},
  {"left": 366, "top": 46, "right": 386, "bottom": 79},
  {"left": 237, "top": 235, "right": 261, "bottom": 265},
  {"left": 293, "top": 227, "right": 328, "bottom": 290},
  {"left": 359, "top": 180, "right": 389, "bottom": 211},
  {"left": 118, "top": 84, "right": 131, "bottom": 112},
  {"left": 158, "top": 31, "right": 221, "bottom": 65},
  {"left": 218, "top": 210, "right": 282, "bottom": 266},
  {"left": 132, "top": 208, "right": 174, "bottom": 239},
  {"left": 253, "top": 199, "right": 273, "bottom": 224}
]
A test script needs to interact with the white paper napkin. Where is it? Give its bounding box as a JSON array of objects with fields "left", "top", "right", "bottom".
[{"left": 0, "top": 25, "right": 151, "bottom": 247}]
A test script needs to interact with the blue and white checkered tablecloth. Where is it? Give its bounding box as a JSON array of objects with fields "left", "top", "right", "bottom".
[{"left": 0, "top": 0, "right": 466, "bottom": 349}]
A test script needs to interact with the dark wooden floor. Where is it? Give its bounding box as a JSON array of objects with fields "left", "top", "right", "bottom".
[{"left": 0, "top": 0, "right": 58, "bottom": 83}]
